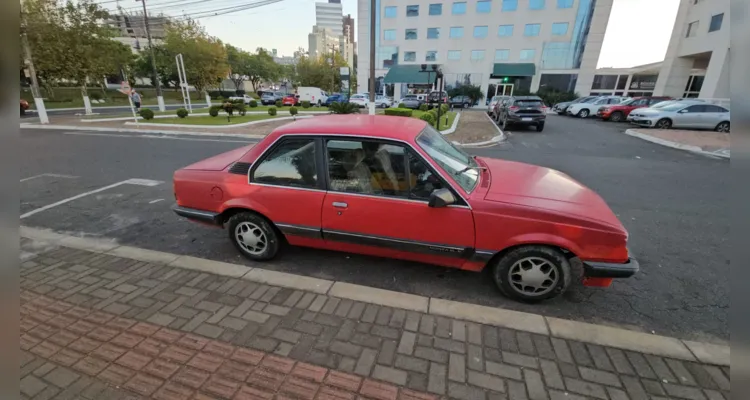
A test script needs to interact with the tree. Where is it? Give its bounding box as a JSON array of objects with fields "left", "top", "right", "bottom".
[
  {"left": 245, "top": 48, "right": 280, "bottom": 92},
  {"left": 226, "top": 44, "right": 252, "bottom": 91},
  {"left": 295, "top": 53, "right": 348, "bottom": 92},
  {"left": 448, "top": 84, "right": 484, "bottom": 104},
  {"left": 134, "top": 45, "right": 178, "bottom": 89}
]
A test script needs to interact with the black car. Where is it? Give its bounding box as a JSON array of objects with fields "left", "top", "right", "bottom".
[
  {"left": 449, "top": 96, "right": 472, "bottom": 108},
  {"left": 495, "top": 96, "right": 547, "bottom": 132}
]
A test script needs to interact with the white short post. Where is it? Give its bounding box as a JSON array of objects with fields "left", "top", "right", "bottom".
[
  {"left": 33, "top": 98, "right": 49, "bottom": 124},
  {"left": 82, "top": 96, "right": 93, "bottom": 115},
  {"left": 368, "top": 102, "right": 376, "bottom": 115},
  {"left": 205, "top": 93, "right": 212, "bottom": 108},
  {"left": 157, "top": 96, "right": 166, "bottom": 112}
]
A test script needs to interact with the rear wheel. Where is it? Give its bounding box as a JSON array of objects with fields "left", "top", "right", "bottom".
[
  {"left": 715, "top": 121, "right": 730, "bottom": 133},
  {"left": 536, "top": 122, "right": 545, "bottom": 132},
  {"left": 491, "top": 246, "right": 571, "bottom": 302},
  {"left": 577, "top": 109, "right": 589, "bottom": 118},
  {"left": 227, "top": 212, "right": 280, "bottom": 261},
  {"left": 463, "top": 103, "right": 469, "bottom": 108},
  {"left": 609, "top": 111, "right": 624, "bottom": 122},
  {"left": 655, "top": 118, "right": 672, "bottom": 129}
]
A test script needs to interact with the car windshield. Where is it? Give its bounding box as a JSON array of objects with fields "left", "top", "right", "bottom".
[
  {"left": 581, "top": 97, "right": 599, "bottom": 103},
  {"left": 416, "top": 125, "right": 479, "bottom": 193},
  {"left": 650, "top": 100, "right": 681, "bottom": 109},
  {"left": 515, "top": 99, "right": 543, "bottom": 107},
  {"left": 619, "top": 99, "right": 636, "bottom": 106},
  {"left": 658, "top": 103, "right": 689, "bottom": 112}
]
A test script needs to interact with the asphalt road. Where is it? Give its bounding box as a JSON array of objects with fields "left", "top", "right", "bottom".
[{"left": 20, "top": 116, "right": 729, "bottom": 343}]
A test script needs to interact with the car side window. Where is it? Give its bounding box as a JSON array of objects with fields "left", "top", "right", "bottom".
[
  {"left": 326, "top": 139, "right": 408, "bottom": 196},
  {"left": 705, "top": 105, "right": 728, "bottom": 113},
  {"left": 633, "top": 99, "right": 648, "bottom": 106},
  {"left": 251, "top": 138, "right": 318, "bottom": 189},
  {"left": 408, "top": 152, "right": 446, "bottom": 201},
  {"left": 684, "top": 105, "right": 706, "bottom": 113}
]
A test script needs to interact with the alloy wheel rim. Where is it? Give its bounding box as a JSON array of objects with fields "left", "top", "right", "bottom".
[
  {"left": 657, "top": 120, "right": 670, "bottom": 129},
  {"left": 235, "top": 222, "right": 267, "bottom": 255},
  {"left": 508, "top": 257, "right": 559, "bottom": 296},
  {"left": 581, "top": 110, "right": 589, "bottom": 117},
  {"left": 718, "top": 123, "right": 729, "bottom": 132}
]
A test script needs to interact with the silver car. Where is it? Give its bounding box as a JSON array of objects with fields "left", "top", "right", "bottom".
[
  {"left": 629, "top": 102, "right": 730, "bottom": 132},
  {"left": 400, "top": 94, "right": 423, "bottom": 109}
]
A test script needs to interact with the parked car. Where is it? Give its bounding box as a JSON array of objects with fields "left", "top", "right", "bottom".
[
  {"left": 260, "top": 92, "right": 283, "bottom": 105},
  {"left": 449, "top": 96, "right": 473, "bottom": 108},
  {"left": 281, "top": 94, "right": 299, "bottom": 106},
  {"left": 495, "top": 96, "right": 547, "bottom": 131},
  {"left": 487, "top": 95, "right": 507, "bottom": 117},
  {"left": 297, "top": 87, "right": 328, "bottom": 106},
  {"left": 597, "top": 96, "right": 672, "bottom": 122},
  {"left": 324, "top": 94, "right": 349, "bottom": 106},
  {"left": 552, "top": 96, "right": 598, "bottom": 115},
  {"left": 629, "top": 102, "right": 730, "bottom": 132},
  {"left": 625, "top": 99, "right": 699, "bottom": 122},
  {"left": 20, "top": 99, "right": 29, "bottom": 115},
  {"left": 400, "top": 94, "right": 423, "bottom": 109},
  {"left": 567, "top": 96, "right": 629, "bottom": 118},
  {"left": 374, "top": 95, "right": 393, "bottom": 108},
  {"left": 172, "top": 115, "right": 637, "bottom": 302},
  {"left": 349, "top": 94, "right": 369, "bottom": 108},
  {"left": 426, "top": 91, "right": 448, "bottom": 107},
  {"left": 228, "top": 94, "right": 256, "bottom": 104}
]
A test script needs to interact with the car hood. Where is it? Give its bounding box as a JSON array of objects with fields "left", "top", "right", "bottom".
[
  {"left": 555, "top": 101, "right": 572, "bottom": 107},
  {"left": 631, "top": 109, "right": 664, "bottom": 116},
  {"left": 181, "top": 144, "right": 256, "bottom": 171},
  {"left": 479, "top": 157, "right": 625, "bottom": 231}
]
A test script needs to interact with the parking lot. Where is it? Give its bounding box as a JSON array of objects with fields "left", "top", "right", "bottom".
[{"left": 20, "top": 114, "right": 728, "bottom": 344}]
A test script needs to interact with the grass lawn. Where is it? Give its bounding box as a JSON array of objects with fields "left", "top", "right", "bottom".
[
  {"left": 82, "top": 105, "right": 330, "bottom": 120},
  {"left": 378, "top": 110, "right": 457, "bottom": 131},
  {"left": 145, "top": 114, "right": 281, "bottom": 126}
]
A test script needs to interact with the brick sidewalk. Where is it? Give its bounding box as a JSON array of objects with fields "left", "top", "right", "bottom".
[
  {"left": 20, "top": 237, "right": 731, "bottom": 400},
  {"left": 446, "top": 111, "right": 501, "bottom": 145},
  {"left": 628, "top": 129, "right": 730, "bottom": 154}
]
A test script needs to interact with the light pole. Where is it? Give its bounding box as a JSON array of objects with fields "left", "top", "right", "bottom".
[
  {"left": 20, "top": 1, "right": 49, "bottom": 124},
  {"left": 368, "top": 0, "right": 376, "bottom": 115},
  {"left": 418, "top": 64, "right": 444, "bottom": 129},
  {"left": 137, "top": 0, "right": 165, "bottom": 111}
]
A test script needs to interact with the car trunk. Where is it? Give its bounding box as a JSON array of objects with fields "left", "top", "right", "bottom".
[
  {"left": 181, "top": 144, "right": 256, "bottom": 171},
  {"left": 511, "top": 100, "right": 544, "bottom": 115}
]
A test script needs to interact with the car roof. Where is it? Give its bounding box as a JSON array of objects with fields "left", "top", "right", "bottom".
[
  {"left": 512, "top": 96, "right": 543, "bottom": 100},
  {"left": 272, "top": 115, "right": 427, "bottom": 140}
]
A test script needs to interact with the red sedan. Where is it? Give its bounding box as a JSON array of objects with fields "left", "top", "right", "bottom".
[
  {"left": 281, "top": 94, "right": 299, "bottom": 106},
  {"left": 597, "top": 96, "right": 671, "bottom": 122},
  {"left": 173, "top": 115, "right": 637, "bottom": 301}
]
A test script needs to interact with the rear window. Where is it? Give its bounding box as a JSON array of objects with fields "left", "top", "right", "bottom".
[{"left": 514, "top": 100, "right": 543, "bottom": 107}]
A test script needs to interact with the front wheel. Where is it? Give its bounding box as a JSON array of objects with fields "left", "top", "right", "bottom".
[
  {"left": 715, "top": 121, "right": 730, "bottom": 133},
  {"left": 492, "top": 246, "right": 571, "bottom": 302},
  {"left": 577, "top": 109, "right": 589, "bottom": 118},
  {"left": 655, "top": 118, "right": 672, "bottom": 129},
  {"left": 463, "top": 103, "right": 469, "bottom": 109},
  {"left": 609, "top": 111, "right": 624, "bottom": 122},
  {"left": 227, "top": 212, "right": 280, "bottom": 261}
]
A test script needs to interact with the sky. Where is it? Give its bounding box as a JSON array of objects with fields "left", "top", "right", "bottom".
[{"left": 127, "top": 0, "right": 679, "bottom": 69}]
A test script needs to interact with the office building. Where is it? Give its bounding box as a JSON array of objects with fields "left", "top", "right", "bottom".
[
  {"left": 343, "top": 14, "right": 356, "bottom": 43},
  {"left": 316, "top": 1, "right": 344, "bottom": 37},
  {"left": 308, "top": 26, "right": 339, "bottom": 59},
  {"left": 357, "top": 0, "right": 613, "bottom": 99}
]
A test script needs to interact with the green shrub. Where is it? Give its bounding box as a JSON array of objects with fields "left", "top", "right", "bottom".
[
  {"left": 440, "top": 104, "right": 449, "bottom": 113},
  {"left": 275, "top": 100, "right": 282, "bottom": 108},
  {"left": 289, "top": 106, "right": 298, "bottom": 116},
  {"left": 398, "top": 102, "right": 406, "bottom": 108},
  {"left": 418, "top": 104, "right": 429, "bottom": 112},
  {"left": 301, "top": 101, "right": 311, "bottom": 109},
  {"left": 139, "top": 108, "right": 154, "bottom": 120},
  {"left": 268, "top": 107, "right": 277, "bottom": 116},
  {"left": 208, "top": 106, "right": 220, "bottom": 117},
  {"left": 328, "top": 102, "right": 360, "bottom": 114},
  {"left": 176, "top": 108, "right": 188, "bottom": 118},
  {"left": 419, "top": 113, "right": 436, "bottom": 125},
  {"left": 384, "top": 108, "right": 413, "bottom": 117},
  {"left": 90, "top": 92, "right": 103, "bottom": 101},
  {"left": 248, "top": 99, "right": 258, "bottom": 108},
  {"left": 235, "top": 103, "right": 247, "bottom": 116}
]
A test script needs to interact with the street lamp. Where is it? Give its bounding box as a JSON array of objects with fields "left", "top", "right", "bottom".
[{"left": 418, "top": 64, "right": 444, "bottom": 130}]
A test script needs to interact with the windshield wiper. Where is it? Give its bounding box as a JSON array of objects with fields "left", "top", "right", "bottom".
[{"left": 455, "top": 166, "right": 487, "bottom": 175}]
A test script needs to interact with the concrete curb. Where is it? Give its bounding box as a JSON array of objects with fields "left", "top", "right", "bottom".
[
  {"left": 439, "top": 112, "right": 461, "bottom": 135},
  {"left": 81, "top": 111, "right": 328, "bottom": 123},
  {"left": 124, "top": 115, "right": 312, "bottom": 129},
  {"left": 624, "top": 129, "right": 730, "bottom": 159},
  {"left": 20, "top": 225, "right": 729, "bottom": 366},
  {"left": 452, "top": 112, "right": 506, "bottom": 147},
  {"left": 27, "top": 103, "right": 209, "bottom": 113},
  {"left": 20, "top": 124, "right": 265, "bottom": 140}
]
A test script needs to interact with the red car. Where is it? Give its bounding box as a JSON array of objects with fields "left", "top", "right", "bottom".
[
  {"left": 281, "top": 94, "right": 299, "bottom": 106},
  {"left": 173, "top": 115, "right": 637, "bottom": 301},
  {"left": 597, "top": 96, "right": 671, "bottom": 122}
]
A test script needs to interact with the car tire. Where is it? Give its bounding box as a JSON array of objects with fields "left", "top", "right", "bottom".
[
  {"left": 655, "top": 118, "right": 672, "bottom": 129},
  {"left": 317, "top": 100, "right": 322, "bottom": 107},
  {"left": 577, "top": 109, "right": 589, "bottom": 118},
  {"left": 492, "top": 245, "right": 571, "bottom": 302},
  {"left": 610, "top": 111, "right": 624, "bottom": 122},
  {"left": 715, "top": 121, "right": 730, "bottom": 133},
  {"left": 227, "top": 212, "right": 281, "bottom": 261},
  {"left": 536, "top": 122, "right": 545, "bottom": 132}
]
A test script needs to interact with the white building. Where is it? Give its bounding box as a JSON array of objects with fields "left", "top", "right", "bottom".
[
  {"left": 308, "top": 26, "right": 340, "bottom": 59},
  {"left": 654, "top": 0, "right": 729, "bottom": 100},
  {"left": 357, "top": 0, "right": 613, "bottom": 100},
  {"left": 316, "top": 1, "right": 345, "bottom": 37}
]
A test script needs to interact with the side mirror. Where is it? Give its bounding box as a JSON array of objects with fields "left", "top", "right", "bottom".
[
  {"left": 428, "top": 188, "right": 456, "bottom": 208},
  {"left": 678, "top": 109, "right": 688, "bottom": 113}
]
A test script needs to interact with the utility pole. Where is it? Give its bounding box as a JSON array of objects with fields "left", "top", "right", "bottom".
[
  {"left": 368, "top": 0, "right": 376, "bottom": 115},
  {"left": 327, "top": 43, "right": 338, "bottom": 93},
  {"left": 20, "top": 1, "right": 49, "bottom": 124},
  {"left": 138, "top": 0, "right": 165, "bottom": 111}
]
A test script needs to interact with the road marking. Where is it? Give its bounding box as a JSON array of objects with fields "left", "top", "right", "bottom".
[
  {"left": 62, "top": 131, "right": 256, "bottom": 143},
  {"left": 20, "top": 178, "right": 163, "bottom": 219},
  {"left": 20, "top": 173, "right": 79, "bottom": 182},
  {"left": 149, "top": 199, "right": 165, "bottom": 204}
]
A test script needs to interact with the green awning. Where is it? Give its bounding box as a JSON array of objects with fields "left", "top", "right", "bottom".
[
  {"left": 383, "top": 64, "right": 442, "bottom": 84},
  {"left": 491, "top": 63, "right": 536, "bottom": 77}
]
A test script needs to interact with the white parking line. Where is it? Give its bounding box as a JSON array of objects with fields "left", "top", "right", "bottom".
[
  {"left": 149, "top": 199, "right": 165, "bottom": 204},
  {"left": 63, "top": 131, "right": 256, "bottom": 144},
  {"left": 21, "top": 178, "right": 162, "bottom": 219},
  {"left": 20, "top": 173, "right": 79, "bottom": 182}
]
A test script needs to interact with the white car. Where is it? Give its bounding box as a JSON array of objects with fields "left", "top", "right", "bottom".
[
  {"left": 296, "top": 87, "right": 328, "bottom": 106},
  {"left": 567, "top": 96, "right": 629, "bottom": 118},
  {"left": 227, "top": 94, "right": 255, "bottom": 104},
  {"left": 487, "top": 96, "right": 504, "bottom": 117},
  {"left": 629, "top": 102, "right": 730, "bottom": 131},
  {"left": 349, "top": 94, "right": 369, "bottom": 108},
  {"left": 374, "top": 95, "right": 392, "bottom": 108}
]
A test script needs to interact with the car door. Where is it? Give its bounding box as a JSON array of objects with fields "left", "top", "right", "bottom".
[
  {"left": 674, "top": 104, "right": 705, "bottom": 128},
  {"left": 320, "top": 137, "right": 475, "bottom": 268},
  {"left": 702, "top": 105, "right": 728, "bottom": 129}
]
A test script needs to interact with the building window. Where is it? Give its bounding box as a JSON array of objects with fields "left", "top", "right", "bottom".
[
  {"left": 520, "top": 49, "right": 536, "bottom": 61},
  {"left": 406, "top": 5, "right": 419, "bottom": 17},
  {"left": 448, "top": 50, "right": 461, "bottom": 60},
  {"left": 551, "top": 22, "right": 569, "bottom": 35},
  {"left": 529, "top": 0, "right": 545, "bottom": 10},
  {"left": 591, "top": 75, "right": 618, "bottom": 90},
  {"left": 494, "top": 49, "right": 510, "bottom": 60},
  {"left": 404, "top": 52, "right": 417, "bottom": 62},
  {"left": 452, "top": 2, "right": 467, "bottom": 14},
  {"left": 450, "top": 26, "right": 464, "bottom": 38},
  {"left": 383, "top": 29, "right": 396, "bottom": 41},
  {"left": 384, "top": 6, "right": 397, "bottom": 18},
  {"left": 471, "top": 50, "right": 485, "bottom": 60},
  {"left": 502, "top": 0, "right": 518, "bottom": 11},
  {"left": 427, "top": 28, "right": 440, "bottom": 39},
  {"left": 426, "top": 51, "right": 438, "bottom": 61},
  {"left": 473, "top": 26, "right": 489, "bottom": 38},
  {"left": 686, "top": 21, "right": 699, "bottom": 37},
  {"left": 617, "top": 75, "right": 628, "bottom": 90},
  {"left": 405, "top": 29, "right": 417, "bottom": 40},
  {"left": 477, "top": 1, "right": 491, "bottom": 13},
  {"left": 497, "top": 25, "right": 514, "bottom": 37},
  {"left": 524, "top": 24, "right": 541, "bottom": 36},
  {"left": 429, "top": 3, "right": 442, "bottom": 15},
  {"left": 557, "top": 0, "right": 573, "bottom": 8},
  {"left": 709, "top": 13, "right": 723, "bottom": 32}
]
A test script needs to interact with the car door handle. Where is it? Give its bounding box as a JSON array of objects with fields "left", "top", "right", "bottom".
[{"left": 332, "top": 202, "right": 348, "bottom": 209}]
